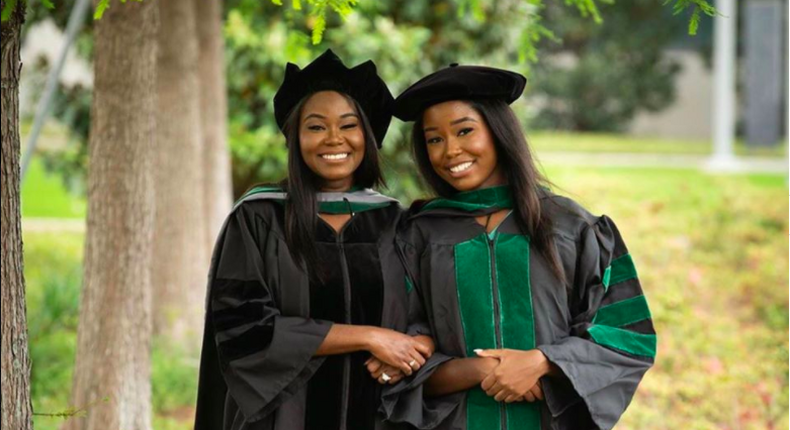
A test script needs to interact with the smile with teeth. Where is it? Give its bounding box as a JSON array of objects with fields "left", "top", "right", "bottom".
[
  {"left": 321, "top": 153, "right": 349, "bottom": 160},
  {"left": 449, "top": 161, "right": 474, "bottom": 173}
]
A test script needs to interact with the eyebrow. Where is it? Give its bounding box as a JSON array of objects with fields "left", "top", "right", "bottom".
[
  {"left": 423, "top": 116, "right": 478, "bottom": 132},
  {"left": 303, "top": 112, "right": 359, "bottom": 121}
]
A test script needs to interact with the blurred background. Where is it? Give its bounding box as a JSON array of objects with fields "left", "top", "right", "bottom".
[{"left": 14, "top": 0, "right": 788, "bottom": 429}]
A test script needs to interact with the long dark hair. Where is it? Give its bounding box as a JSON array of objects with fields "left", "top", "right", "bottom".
[
  {"left": 280, "top": 92, "right": 385, "bottom": 273},
  {"left": 411, "top": 99, "right": 565, "bottom": 283}
]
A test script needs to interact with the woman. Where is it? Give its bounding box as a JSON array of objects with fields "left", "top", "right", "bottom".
[
  {"left": 379, "top": 64, "right": 656, "bottom": 430},
  {"left": 194, "top": 50, "right": 433, "bottom": 430}
]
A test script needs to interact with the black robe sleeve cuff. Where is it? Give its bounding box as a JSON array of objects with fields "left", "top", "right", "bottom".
[{"left": 379, "top": 353, "right": 461, "bottom": 429}]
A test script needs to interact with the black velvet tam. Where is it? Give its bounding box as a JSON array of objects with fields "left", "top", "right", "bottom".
[
  {"left": 273, "top": 49, "right": 394, "bottom": 147},
  {"left": 393, "top": 63, "right": 527, "bottom": 121}
]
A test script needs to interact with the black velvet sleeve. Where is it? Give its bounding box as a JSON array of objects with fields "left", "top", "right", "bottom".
[{"left": 208, "top": 203, "right": 332, "bottom": 422}]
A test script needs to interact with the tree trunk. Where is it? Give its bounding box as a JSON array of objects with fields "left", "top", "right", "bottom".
[
  {"left": 195, "top": 0, "right": 233, "bottom": 252},
  {"left": 1, "top": 2, "right": 33, "bottom": 430},
  {"left": 65, "top": 2, "right": 158, "bottom": 429},
  {"left": 152, "top": 0, "right": 208, "bottom": 340}
]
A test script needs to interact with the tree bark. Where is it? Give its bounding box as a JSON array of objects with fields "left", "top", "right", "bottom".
[
  {"left": 195, "top": 0, "right": 233, "bottom": 252},
  {"left": 152, "top": 0, "right": 208, "bottom": 340},
  {"left": 65, "top": 2, "right": 158, "bottom": 429},
  {"left": 1, "top": 2, "right": 33, "bottom": 430}
]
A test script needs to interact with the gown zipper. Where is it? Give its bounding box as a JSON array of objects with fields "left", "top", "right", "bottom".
[
  {"left": 487, "top": 231, "right": 507, "bottom": 430},
  {"left": 336, "top": 199, "right": 355, "bottom": 430}
]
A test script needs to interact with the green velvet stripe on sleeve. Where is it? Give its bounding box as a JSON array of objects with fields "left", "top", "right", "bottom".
[
  {"left": 593, "top": 295, "right": 652, "bottom": 328},
  {"left": 603, "top": 253, "right": 638, "bottom": 290},
  {"left": 588, "top": 325, "right": 657, "bottom": 358}
]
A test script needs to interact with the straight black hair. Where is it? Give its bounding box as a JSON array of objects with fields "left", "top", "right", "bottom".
[
  {"left": 411, "top": 99, "right": 565, "bottom": 283},
  {"left": 279, "top": 92, "right": 385, "bottom": 274}
]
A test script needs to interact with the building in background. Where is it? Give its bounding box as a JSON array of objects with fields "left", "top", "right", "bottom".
[{"left": 630, "top": 0, "right": 788, "bottom": 146}]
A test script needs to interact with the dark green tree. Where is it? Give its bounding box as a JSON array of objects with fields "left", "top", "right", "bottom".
[{"left": 529, "top": 0, "right": 686, "bottom": 131}]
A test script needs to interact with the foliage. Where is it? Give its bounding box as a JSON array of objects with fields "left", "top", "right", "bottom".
[
  {"left": 24, "top": 232, "right": 83, "bottom": 430},
  {"left": 20, "top": 0, "right": 718, "bottom": 196},
  {"left": 528, "top": 0, "right": 685, "bottom": 131},
  {"left": 664, "top": 0, "right": 717, "bottom": 35},
  {"left": 151, "top": 341, "right": 200, "bottom": 414},
  {"left": 222, "top": 0, "right": 600, "bottom": 197}
]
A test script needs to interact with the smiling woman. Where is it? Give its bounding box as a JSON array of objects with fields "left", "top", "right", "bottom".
[
  {"left": 421, "top": 101, "right": 505, "bottom": 192},
  {"left": 298, "top": 91, "right": 367, "bottom": 193},
  {"left": 381, "top": 64, "right": 657, "bottom": 430},
  {"left": 194, "top": 50, "right": 434, "bottom": 430}
]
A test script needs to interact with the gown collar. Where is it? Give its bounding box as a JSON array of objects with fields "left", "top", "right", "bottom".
[
  {"left": 236, "top": 185, "right": 399, "bottom": 214},
  {"left": 420, "top": 185, "right": 513, "bottom": 213}
]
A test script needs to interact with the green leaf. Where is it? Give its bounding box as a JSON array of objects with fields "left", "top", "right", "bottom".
[
  {"left": 311, "top": 13, "right": 326, "bottom": 44},
  {"left": 292, "top": 0, "right": 301, "bottom": 10},
  {"left": 271, "top": 0, "right": 283, "bottom": 5},
  {"left": 688, "top": 6, "right": 700, "bottom": 35},
  {"left": 457, "top": 0, "right": 467, "bottom": 18},
  {"left": 94, "top": 0, "right": 110, "bottom": 20},
  {"left": 1, "top": 0, "right": 18, "bottom": 22},
  {"left": 471, "top": 0, "right": 485, "bottom": 22},
  {"left": 41, "top": 0, "right": 55, "bottom": 10}
]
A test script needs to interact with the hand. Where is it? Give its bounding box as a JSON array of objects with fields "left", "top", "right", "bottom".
[
  {"left": 364, "top": 357, "right": 404, "bottom": 384},
  {"left": 476, "top": 349, "right": 550, "bottom": 402},
  {"left": 472, "top": 356, "right": 500, "bottom": 383},
  {"left": 366, "top": 328, "right": 431, "bottom": 375},
  {"left": 413, "top": 335, "right": 436, "bottom": 358}
]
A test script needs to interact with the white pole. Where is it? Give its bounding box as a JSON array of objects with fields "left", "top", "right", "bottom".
[
  {"left": 708, "top": 0, "right": 738, "bottom": 171},
  {"left": 20, "top": 0, "right": 92, "bottom": 184}
]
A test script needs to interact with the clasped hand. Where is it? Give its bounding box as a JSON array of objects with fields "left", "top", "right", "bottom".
[
  {"left": 365, "top": 334, "right": 435, "bottom": 385},
  {"left": 475, "top": 348, "right": 549, "bottom": 403}
]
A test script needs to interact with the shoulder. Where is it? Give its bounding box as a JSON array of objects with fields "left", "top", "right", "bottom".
[
  {"left": 227, "top": 195, "right": 286, "bottom": 237},
  {"left": 540, "top": 191, "right": 600, "bottom": 240}
]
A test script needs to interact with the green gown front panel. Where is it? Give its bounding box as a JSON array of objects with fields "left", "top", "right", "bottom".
[{"left": 455, "top": 232, "right": 540, "bottom": 430}]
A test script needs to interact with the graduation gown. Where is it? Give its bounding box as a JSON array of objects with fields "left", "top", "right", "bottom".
[
  {"left": 194, "top": 187, "right": 411, "bottom": 430},
  {"left": 381, "top": 186, "right": 656, "bottom": 430}
]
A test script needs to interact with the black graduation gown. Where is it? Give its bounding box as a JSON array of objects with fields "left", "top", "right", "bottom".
[
  {"left": 194, "top": 190, "right": 410, "bottom": 430},
  {"left": 381, "top": 192, "right": 656, "bottom": 430}
]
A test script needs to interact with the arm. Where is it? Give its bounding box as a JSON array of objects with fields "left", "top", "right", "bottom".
[
  {"left": 536, "top": 216, "right": 656, "bottom": 428},
  {"left": 424, "top": 357, "right": 498, "bottom": 397},
  {"left": 316, "top": 324, "right": 431, "bottom": 375}
]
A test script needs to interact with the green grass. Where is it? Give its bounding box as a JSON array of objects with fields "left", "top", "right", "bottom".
[
  {"left": 21, "top": 157, "right": 86, "bottom": 219},
  {"left": 529, "top": 131, "right": 788, "bottom": 157},
  {"left": 23, "top": 165, "right": 788, "bottom": 430}
]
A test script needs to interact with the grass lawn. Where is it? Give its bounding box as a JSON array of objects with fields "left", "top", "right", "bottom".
[
  {"left": 21, "top": 157, "right": 86, "bottom": 219},
  {"left": 23, "top": 164, "right": 788, "bottom": 430}
]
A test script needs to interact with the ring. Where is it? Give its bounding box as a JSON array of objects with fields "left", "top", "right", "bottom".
[
  {"left": 381, "top": 373, "right": 392, "bottom": 382},
  {"left": 409, "top": 360, "right": 417, "bottom": 367}
]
